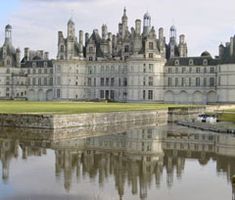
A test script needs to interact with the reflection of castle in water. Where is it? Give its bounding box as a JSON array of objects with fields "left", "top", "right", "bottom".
[{"left": 1, "top": 125, "right": 235, "bottom": 199}]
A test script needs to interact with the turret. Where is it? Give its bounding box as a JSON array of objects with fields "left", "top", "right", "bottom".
[
  {"left": 169, "top": 25, "right": 177, "bottom": 58},
  {"left": 143, "top": 12, "right": 151, "bottom": 36},
  {"left": 121, "top": 7, "right": 128, "bottom": 39},
  {"left": 67, "top": 18, "right": 75, "bottom": 39},
  {"left": 79, "top": 30, "right": 84, "bottom": 45},
  {"left": 5, "top": 24, "right": 12, "bottom": 44},
  {"left": 102, "top": 24, "right": 108, "bottom": 40}
]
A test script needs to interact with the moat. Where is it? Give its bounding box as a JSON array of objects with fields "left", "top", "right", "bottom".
[{"left": 0, "top": 124, "right": 234, "bottom": 200}]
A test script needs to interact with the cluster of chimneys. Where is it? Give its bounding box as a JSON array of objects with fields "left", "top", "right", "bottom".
[{"left": 23, "top": 47, "right": 49, "bottom": 61}]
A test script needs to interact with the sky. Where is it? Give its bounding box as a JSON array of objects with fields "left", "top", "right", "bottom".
[{"left": 1, "top": 0, "right": 235, "bottom": 59}]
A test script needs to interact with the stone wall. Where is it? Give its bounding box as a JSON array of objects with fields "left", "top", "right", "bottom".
[{"left": 168, "top": 106, "right": 206, "bottom": 123}]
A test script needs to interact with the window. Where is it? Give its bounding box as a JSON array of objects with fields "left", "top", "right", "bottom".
[
  {"left": 189, "top": 59, "right": 194, "bottom": 65},
  {"left": 149, "top": 53, "right": 153, "bottom": 58},
  {"left": 203, "top": 59, "right": 208, "bottom": 66},
  {"left": 175, "top": 60, "right": 179, "bottom": 66},
  {"left": 33, "top": 78, "right": 36, "bottom": 86},
  {"left": 100, "top": 78, "right": 104, "bottom": 86},
  {"left": 89, "top": 57, "right": 93, "bottom": 61},
  {"left": 123, "top": 78, "right": 128, "bottom": 86},
  {"left": 44, "top": 68, "right": 48, "bottom": 74},
  {"left": 32, "top": 62, "right": 36, "bottom": 68},
  {"left": 57, "top": 77, "right": 61, "bottom": 85},
  {"left": 105, "top": 78, "right": 109, "bottom": 86},
  {"left": 168, "top": 68, "right": 172, "bottom": 73},
  {"left": 49, "top": 78, "right": 53, "bottom": 86},
  {"left": 44, "top": 77, "right": 47, "bottom": 86},
  {"left": 182, "top": 67, "right": 186, "bottom": 73},
  {"left": 100, "top": 90, "right": 104, "bottom": 98},
  {"left": 148, "top": 76, "right": 153, "bottom": 86},
  {"left": 168, "top": 77, "right": 172, "bottom": 86},
  {"left": 143, "top": 77, "right": 146, "bottom": 86},
  {"left": 143, "top": 90, "right": 146, "bottom": 100},
  {"left": 210, "top": 67, "right": 215, "bottom": 73},
  {"left": 189, "top": 67, "right": 192, "bottom": 73},
  {"left": 38, "top": 68, "right": 42, "bottom": 74},
  {"left": 149, "top": 42, "right": 154, "bottom": 50},
  {"left": 89, "top": 46, "right": 93, "bottom": 53},
  {"left": 143, "top": 64, "right": 146, "bottom": 73},
  {"left": 44, "top": 62, "right": 48, "bottom": 67},
  {"left": 94, "top": 78, "right": 96, "bottom": 86},
  {"left": 38, "top": 78, "right": 41, "bottom": 86},
  {"left": 196, "top": 67, "right": 200, "bottom": 73},
  {"left": 57, "top": 89, "right": 61, "bottom": 98},
  {"left": 175, "top": 67, "right": 178, "bottom": 73},
  {"left": 148, "top": 90, "right": 153, "bottom": 100},
  {"left": 111, "top": 78, "right": 115, "bottom": 86},
  {"left": 189, "top": 77, "right": 191, "bottom": 86},
  {"left": 218, "top": 76, "right": 221, "bottom": 86},
  {"left": 181, "top": 77, "right": 185, "bottom": 86},
  {"left": 124, "top": 45, "right": 129, "bottom": 52},
  {"left": 175, "top": 78, "right": 178, "bottom": 86},
  {"left": 203, "top": 78, "right": 207, "bottom": 86},
  {"left": 88, "top": 78, "right": 92, "bottom": 86},
  {"left": 196, "top": 77, "right": 200, "bottom": 86},
  {"left": 149, "top": 64, "right": 153, "bottom": 72},
  {"left": 119, "top": 78, "right": 121, "bottom": 86},
  {"left": 204, "top": 67, "right": 207, "bottom": 73},
  {"left": 209, "top": 77, "right": 215, "bottom": 86}
]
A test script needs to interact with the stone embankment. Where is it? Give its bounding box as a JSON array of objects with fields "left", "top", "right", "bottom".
[
  {"left": 0, "top": 105, "right": 233, "bottom": 129},
  {"left": 177, "top": 121, "right": 235, "bottom": 134}
]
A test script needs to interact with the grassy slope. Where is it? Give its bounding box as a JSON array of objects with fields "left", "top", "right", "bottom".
[
  {"left": 0, "top": 101, "right": 188, "bottom": 114},
  {"left": 219, "top": 113, "right": 235, "bottom": 123}
]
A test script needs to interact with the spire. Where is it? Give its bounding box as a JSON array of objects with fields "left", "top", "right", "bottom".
[{"left": 5, "top": 24, "right": 12, "bottom": 44}]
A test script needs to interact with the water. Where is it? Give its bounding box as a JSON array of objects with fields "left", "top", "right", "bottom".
[{"left": 0, "top": 124, "right": 234, "bottom": 200}]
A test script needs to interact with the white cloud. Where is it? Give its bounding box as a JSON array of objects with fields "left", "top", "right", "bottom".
[{"left": 2, "top": 0, "right": 235, "bottom": 58}]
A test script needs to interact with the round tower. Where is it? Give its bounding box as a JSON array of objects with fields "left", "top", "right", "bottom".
[{"left": 5, "top": 24, "right": 12, "bottom": 44}]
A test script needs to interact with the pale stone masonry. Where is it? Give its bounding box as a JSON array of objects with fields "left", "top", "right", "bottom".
[{"left": 0, "top": 8, "right": 235, "bottom": 103}]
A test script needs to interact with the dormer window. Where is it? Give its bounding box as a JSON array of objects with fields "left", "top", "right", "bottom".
[
  {"left": 44, "top": 62, "right": 48, "bottom": 67},
  {"left": 174, "top": 60, "right": 179, "bottom": 66},
  {"left": 124, "top": 45, "right": 129, "bottom": 52},
  {"left": 149, "top": 42, "right": 154, "bottom": 50},
  {"left": 203, "top": 59, "right": 208, "bottom": 66},
  {"left": 189, "top": 59, "right": 194, "bottom": 66},
  {"left": 32, "top": 62, "right": 36, "bottom": 68}
]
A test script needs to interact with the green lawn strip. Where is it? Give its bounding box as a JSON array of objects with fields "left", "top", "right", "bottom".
[
  {"left": 0, "top": 101, "right": 194, "bottom": 114},
  {"left": 219, "top": 113, "right": 235, "bottom": 123}
]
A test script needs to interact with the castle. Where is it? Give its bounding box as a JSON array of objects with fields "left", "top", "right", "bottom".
[{"left": 0, "top": 8, "right": 235, "bottom": 103}]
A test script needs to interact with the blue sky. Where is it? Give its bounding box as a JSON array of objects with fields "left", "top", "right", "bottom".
[{"left": 1, "top": 0, "right": 235, "bottom": 58}]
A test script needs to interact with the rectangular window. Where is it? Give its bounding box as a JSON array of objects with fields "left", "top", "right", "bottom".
[
  {"left": 148, "top": 76, "right": 153, "bottom": 86},
  {"left": 149, "top": 42, "right": 154, "bottom": 50},
  {"left": 210, "top": 67, "right": 215, "bottom": 73},
  {"left": 105, "top": 78, "right": 109, "bottom": 86},
  {"left": 196, "top": 67, "right": 200, "bottom": 73},
  {"left": 143, "top": 90, "right": 146, "bottom": 100},
  {"left": 57, "top": 77, "right": 61, "bottom": 85},
  {"left": 181, "top": 77, "right": 185, "bottom": 86},
  {"left": 100, "top": 90, "right": 104, "bottom": 98},
  {"left": 88, "top": 78, "right": 92, "bottom": 86},
  {"left": 196, "top": 77, "right": 200, "bottom": 86},
  {"left": 168, "top": 77, "right": 172, "bottom": 86},
  {"left": 100, "top": 78, "right": 104, "bottom": 86},
  {"left": 168, "top": 68, "right": 172, "bottom": 73},
  {"left": 123, "top": 78, "right": 127, "bottom": 86},
  {"left": 175, "top": 78, "right": 178, "bottom": 86},
  {"left": 203, "top": 78, "right": 207, "bottom": 86},
  {"left": 44, "top": 77, "right": 47, "bottom": 86},
  {"left": 149, "top": 53, "right": 153, "bottom": 58},
  {"left": 111, "top": 78, "right": 115, "bottom": 86},
  {"left": 189, "top": 77, "right": 191, "bottom": 86},
  {"left": 94, "top": 78, "right": 96, "bottom": 86},
  {"left": 57, "top": 89, "right": 61, "bottom": 98},
  {"left": 143, "top": 77, "right": 146, "bottom": 86},
  {"left": 209, "top": 77, "right": 215, "bottom": 86},
  {"left": 149, "top": 64, "right": 153, "bottom": 72},
  {"left": 148, "top": 90, "right": 153, "bottom": 100},
  {"left": 119, "top": 78, "right": 121, "bottom": 86},
  {"left": 182, "top": 67, "right": 186, "bottom": 73}
]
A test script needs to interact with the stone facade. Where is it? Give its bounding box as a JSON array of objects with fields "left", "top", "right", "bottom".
[{"left": 0, "top": 8, "right": 235, "bottom": 103}]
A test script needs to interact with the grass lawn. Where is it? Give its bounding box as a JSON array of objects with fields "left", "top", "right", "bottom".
[
  {"left": 219, "top": 113, "right": 235, "bottom": 123},
  {"left": 0, "top": 101, "right": 189, "bottom": 114}
]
